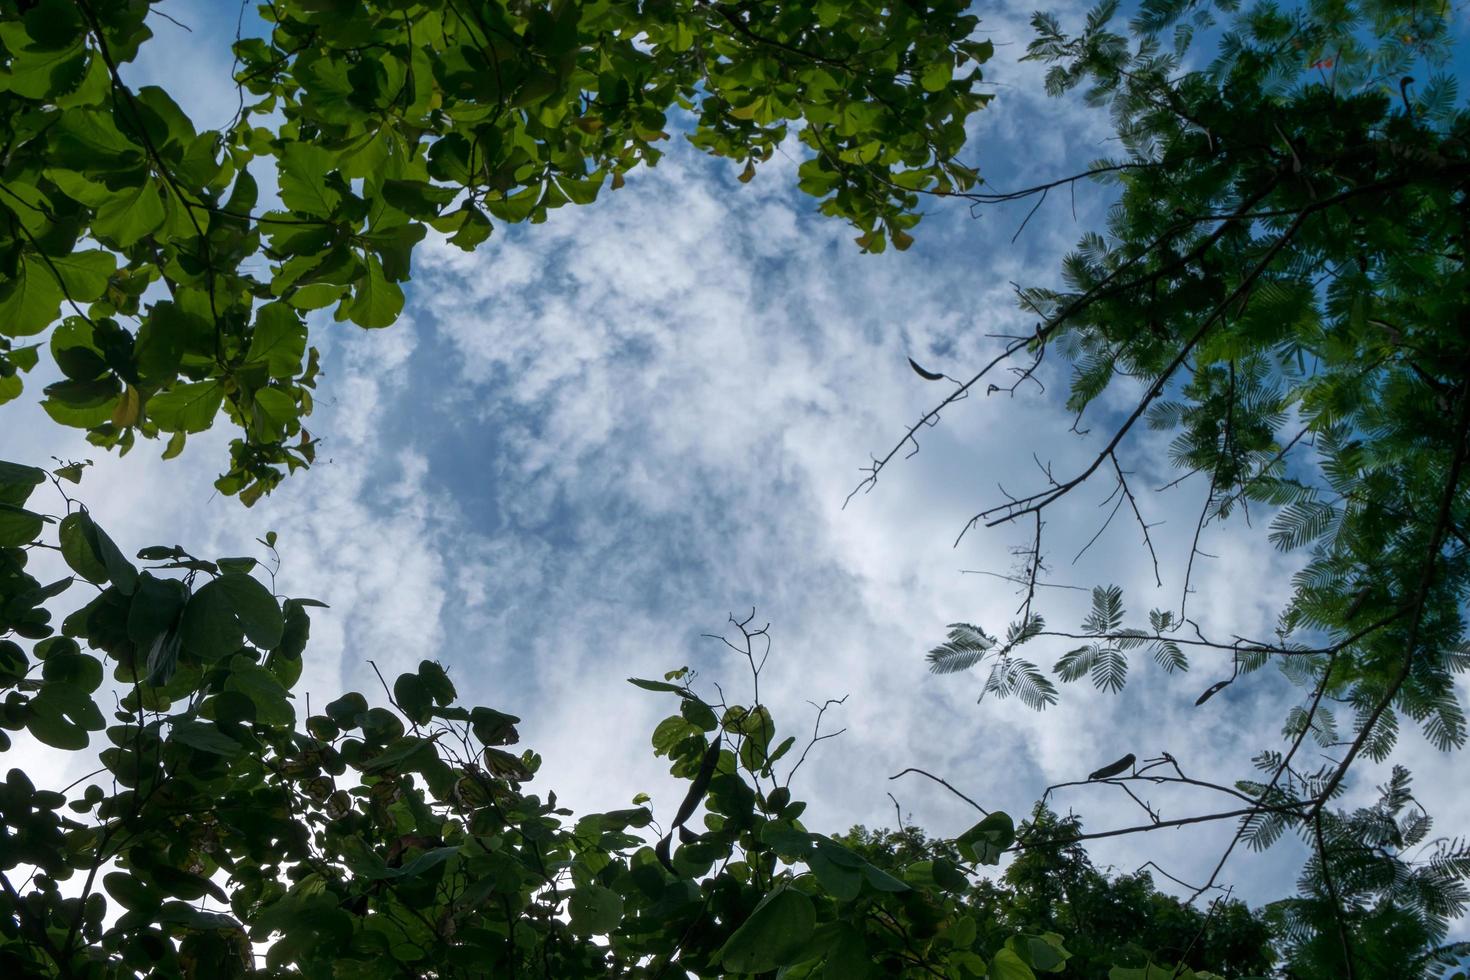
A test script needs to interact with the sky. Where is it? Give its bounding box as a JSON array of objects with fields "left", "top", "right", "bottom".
[{"left": 4, "top": 0, "right": 1469, "bottom": 929}]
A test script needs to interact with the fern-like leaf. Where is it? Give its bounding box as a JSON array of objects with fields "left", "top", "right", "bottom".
[
  {"left": 926, "top": 623, "right": 995, "bottom": 675},
  {"left": 1151, "top": 639, "right": 1187, "bottom": 672}
]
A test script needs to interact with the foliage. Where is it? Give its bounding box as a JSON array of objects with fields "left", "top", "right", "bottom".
[
  {"left": 872, "top": 0, "right": 1470, "bottom": 974},
  {"left": 0, "top": 459, "right": 1086, "bottom": 978},
  {"left": 0, "top": 0, "right": 993, "bottom": 501},
  {"left": 844, "top": 806, "right": 1278, "bottom": 980},
  {"left": 4, "top": 0, "right": 1469, "bottom": 976},
  {"left": 1264, "top": 766, "right": 1470, "bottom": 980}
]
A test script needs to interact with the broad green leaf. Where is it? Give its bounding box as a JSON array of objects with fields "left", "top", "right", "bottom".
[
  {"left": 104, "top": 872, "right": 161, "bottom": 912},
  {"left": 225, "top": 658, "right": 294, "bottom": 726},
  {"left": 361, "top": 735, "right": 433, "bottom": 773},
  {"left": 0, "top": 26, "right": 86, "bottom": 100},
  {"left": 341, "top": 254, "right": 403, "bottom": 328},
  {"left": 807, "top": 845, "right": 862, "bottom": 901},
  {"left": 148, "top": 381, "right": 224, "bottom": 433},
  {"left": 179, "top": 581, "right": 242, "bottom": 660},
  {"left": 58, "top": 512, "right": 107, "bottom": 583},
  {"left": 57, "top": 511, "right": 136, "bottom": 592},
  {"left": 41, "top": 376, "right": 119, "bottom": 428},
  {"left": 253, "top": 387, "right": 297, "bottom": 428},
  {"left": 418, "top": 660, "right": 455, "bottom": 705},
  {"left": 47, "top": 250, "right": 116, "bottom": 303},
  {"left": 0, "top": 502, "right": 45, "bottom": 547},
  {"left": 393, "top": 672, "right": 432, "bottom": 724},
  {"left": 169, "top": 718, "right": 241, "bottom": 755},
  {"left": 0, "top": 255, "right": 65, "bottom": 337},
  {"left": 391, "top": 846, "right": 459, "bottom": 879},
  {"left": 921, "top": 58, "right": 952, "bottom": 92},
  {"left": 568, "top": 884, "right": 624, "bottom": 935},
  {"left": 956, "top": 811, "right": 1014, "bottom": 866},
  {"left": 820, "top": 922, "right": 874, "bottom": 979},
  {"left": 718, "top": 886, "right": 817, "bottom": 973},
  {"left": 40, "top": 647, "right": 102, "bottom": 693},
  {"left": 278, "top": 143, "right": 342, "bottom": 216},
  {"left": 214, "top": 573, "right": 283, "bottom": 648},
  {"left": 989, "top": 948, "right": 1039, "bottom": 980},
  {"left": 1008, "top": 933, "right": 1070, "bottom": 973},
  {"left": 134, "top": 302, "right": 200, "bottom": 382},
  {"left": 0, "top": 460, "right": 45, "bottom": 506},
  {"left": 246, "top": 303, "right": 308, "bottom": 378},
  {"left": 92, "top": 179, "right": 165, "bottom": 246},
  {"left": 27, "top": 686, "right": 105, "bottom": 749}
]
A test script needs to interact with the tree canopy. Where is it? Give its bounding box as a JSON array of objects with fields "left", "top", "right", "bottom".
[
  {"left": 1, "top": 0, "right": 990, "bottom": 500},
  {"left": 1, "top": 475, "right": 1072, "bottom": 977},
  {"left": 843, "top": 809, "right": 1277, "bottom": 979},
  {"left": 854, "top": 0, "right": 1470, "bottom": 974},
  {"left": 3, "top": 0, "right": 1470, "bottom": 977}
]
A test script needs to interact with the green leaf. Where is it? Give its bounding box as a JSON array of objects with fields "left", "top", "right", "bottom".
[
  {"left": 104, "top": 872, "right": 160, "bottom": 912},
  {"left": 361, "top": 735, "right": 433, "bottom": 773},
  {"left": 956, "top": 811, "right": 1014, "bottom": 866},
  {"left": 148, "top": 381, "right": 224, "bottom": 433},
  {"left": 990, "top": 947, "right": 1039, "bottom": 980},
  {"left": 225, "top": 658, "right": 294, "bottom": 726},
  {"left": 58, "top": 512, "right": 107, "bottom": 583},
  {"left": 41, "top": 376, "right": 119, "bottom": 427},
  {"left": 47, "top": 250, "right": 116, "bottom": 303},
  {"left": 288, "top": 283, "right": 344, "bottom": 311},
  {"left": 278, "top": 143, "right": 342, "bottom": 216},
  {"left": 568, "top": 883, "right": 624, "bottom": 935},
  {"left": 921, "top": 58, "right": 952, "bottom": 92},
  {"left": 0, "top": 460, "right": 45, "bottom": 507},
  {"left": 151, "top": 865, "right": 227, "bottom": 903},
  {"left": 418, "top": 660, "right": 456, "bottom": 705},
  {"left": 0, "top": 255, "right": 65, "bottom": 338},
  {"left": 169, "top": 718, "right": 241, "bottom": 756},
  {"left": 93, "top": 179, "right": 165, "bottom": 246},
  {"left": 0, "top": 503, "right": 45, "bottom": 547},
  {"left": 179, "top": 581, "right": 242, "bottom": 660},
  {"left": 1008, "top": 933, "right": 1071, "bottom": 973},
  {"left": 807, "top": 845, "right": 863, "bottom": 901},
  {"left": 341, "top": 254, "right": 403, "bottom": 328},
  {"left": 28, "top": 686, "right": 104, "bottom": 749},
  {"left": 218, "top": 576, "right": 283, "bottom": 649},
  {"left": 246, "top": 303, "right": 308, "bottom": 379},
  {"left": 57, "top": 511, "right": 136, "bottom": 593},
  {"left": 860, "top": 861, "right": 910, "bottom": 892},
  {"left": 0, "top": 28, "right": 86, "bottom": 100},
  {"left": 820, "top": 922, "right": 874, "bottom": 979},
  {"left": 133, "top": 302, "right": 195, "bottom": 382},
  {"left": 393, "top": 672, "right": 432, "bottom": 724},
  {"left": 718, "top": 886, "right": 817, "bottom": 972},
  {"left": 381, "top": 178, "right": 459, "bottom": 218},
  {"left": 628, "top": 677, "right": 694, "bottom": 697},
  {"left": 41, "top": 646, "right": 103, "bottom": 692},
  {"left": 393, "top": 845, "right": 459, "bottom": 879}
]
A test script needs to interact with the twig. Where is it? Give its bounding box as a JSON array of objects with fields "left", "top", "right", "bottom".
[{"left": 889, "top": 768, "right": 989, "bottom": 815}]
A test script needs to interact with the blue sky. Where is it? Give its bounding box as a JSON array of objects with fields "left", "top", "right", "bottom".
[{"left": 6, "top": 0, "right": 1470, "bottom": 926}]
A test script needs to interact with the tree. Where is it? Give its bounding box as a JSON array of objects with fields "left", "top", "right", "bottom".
[
  {"left": 843, "top": 806, "right": 1277, "bottom": 979},
  {"left": 0, "top": 0, "right": 991, "bottom": 502},
  {"left": 5, "top": 0, "right": 1469, "bottom": 976},
  {"left": 1, "top": 462, "right": 1077, "bottom": 978},
  {"left": 846, "top": 0, "right": 1470, "bottom": 975}
]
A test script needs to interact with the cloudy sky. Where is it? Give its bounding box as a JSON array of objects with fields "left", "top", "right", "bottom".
[{"left": 6, "top": 0, "right": 1469, "bottom": 924}]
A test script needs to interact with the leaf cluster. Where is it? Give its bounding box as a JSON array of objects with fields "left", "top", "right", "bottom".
[
  {"left": 2, "top": 459, "right": 1085, "bottom": 978},
  {"left": 0, "top": 0, "right": 994, "bottom": 500}
]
